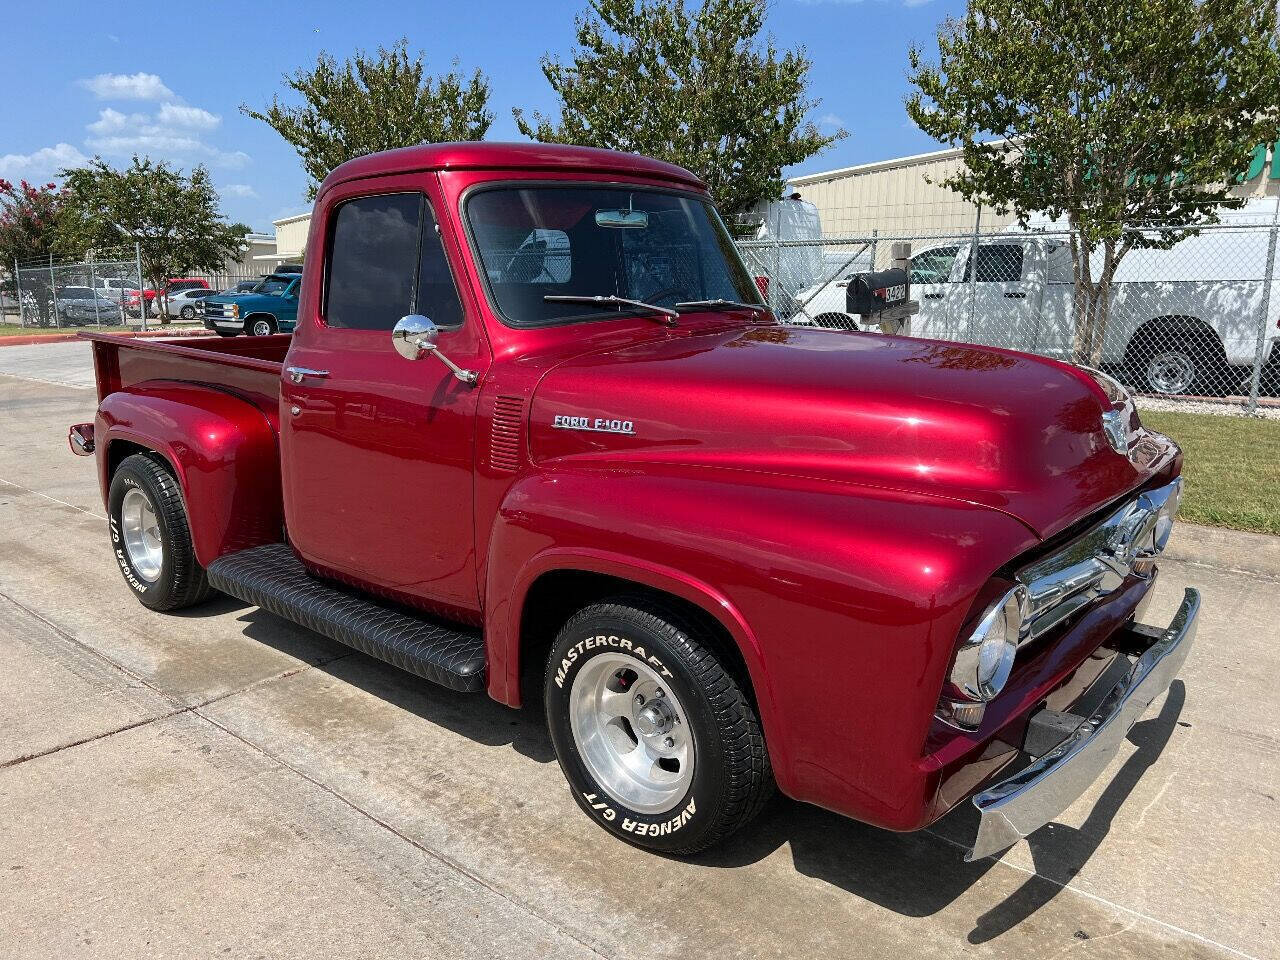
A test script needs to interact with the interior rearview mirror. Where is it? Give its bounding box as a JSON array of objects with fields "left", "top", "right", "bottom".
[{"left": 595, "top": 209, "right": 649, "bottom": 229}]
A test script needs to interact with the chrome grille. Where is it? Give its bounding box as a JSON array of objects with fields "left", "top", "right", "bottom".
[{"left": 1015, "top": 478, "right": 1182, "bottom": 644}]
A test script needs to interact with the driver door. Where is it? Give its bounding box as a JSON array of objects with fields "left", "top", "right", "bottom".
[{"left": 281, "top": 180, "right": 489, "bottom": 614}]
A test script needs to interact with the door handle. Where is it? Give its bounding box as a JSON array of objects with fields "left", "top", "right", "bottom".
[
  {"left": 1004, "top": 292, "right": 1027, "bottom": 299},
  {"left": 924, "top": 293, "right": 945, "bottom": 300},
  {"left": 286, "top": 366, "right": 329, "bottom": 383}
]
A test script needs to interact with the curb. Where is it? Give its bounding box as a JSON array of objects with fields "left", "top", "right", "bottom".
[
  {"left": 1165, "top": 521, "right": 1280, "bottom": 579},
  {"left": 0, "top": 327, "right": 212, "bottom": 348}
]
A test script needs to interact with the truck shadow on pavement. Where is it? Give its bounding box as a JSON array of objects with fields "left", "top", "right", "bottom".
[
  {"left": 695, "top": 680, "right": 1185, "bottom": 937},
  {"left": 189, "top": 598, "right": 1184, "bottom": 938}
]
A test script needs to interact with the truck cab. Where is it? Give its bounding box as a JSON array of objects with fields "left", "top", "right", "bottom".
[
  {"left": 202, "top": 271, "right": 300, "bottom": 336},
  {"left": 69, "top": 143, "right": 1199, "bottom": 862}
]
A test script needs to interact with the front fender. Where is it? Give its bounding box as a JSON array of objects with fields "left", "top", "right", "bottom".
[
  {"left": 485, "top": 464, "right": 1040, "bottom": 826},
  {"left": 97, "top": 384, "right": 281, "bottom": 566}
]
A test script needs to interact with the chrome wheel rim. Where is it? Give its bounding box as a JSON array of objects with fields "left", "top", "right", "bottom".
[
  {"left": 181, "top": 306, "right": 194, "bottom": 319},
  {"left": 1147, "top": 351, "right": 1195, "bottom": 394},
  {"left": 568, "top": 652, "right": 694, "bottom": 814},
  {"left": 120, "top": 487, "right": 163, "bottom": 582},
  {"left": 251, "top": 320, "right": 272, "bottom": 336}
]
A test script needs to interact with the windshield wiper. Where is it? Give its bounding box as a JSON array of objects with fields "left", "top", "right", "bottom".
[
  {"left": 544, "top": 294, "right": 678, "bottom": 326},
  {"left": 674, "top": 299, "right": 766, "bottom": 316}
]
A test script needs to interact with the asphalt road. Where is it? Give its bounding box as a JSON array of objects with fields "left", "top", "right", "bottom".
[{"left": 1, "top": 343, "right": 1276, "bottom": 960}]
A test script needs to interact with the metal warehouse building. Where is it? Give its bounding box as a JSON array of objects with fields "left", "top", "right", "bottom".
[{"left": 788, "top": 141, "right": 1280, "bottom": 239}]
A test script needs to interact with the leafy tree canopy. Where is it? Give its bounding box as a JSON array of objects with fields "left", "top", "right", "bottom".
[
  {"left": 244, "top": 39, "right": 493, "bottom": 199},
  {"left": 58, "top": 156, "right": 249, "bottom": 316},
  {"left": 907, "top": 0, "right": 1280, "bottom": 363},
  {"left": 515, "top": 0, "right": 845, "bottom": 221}
]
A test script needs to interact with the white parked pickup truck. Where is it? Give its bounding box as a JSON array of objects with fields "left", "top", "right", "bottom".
[
  {"left": 900, "top": 231, "right": 1279, "bottom": 394},
  {"left": 792, "top": 203, "right": 1280, "bottom": 395}
]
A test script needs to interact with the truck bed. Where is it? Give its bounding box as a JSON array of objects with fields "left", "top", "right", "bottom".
[{"left": 81, "top": 331, "right": 286, "bottom": 418}]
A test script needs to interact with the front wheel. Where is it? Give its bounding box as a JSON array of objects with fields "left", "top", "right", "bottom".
[
  {"left": 108, "top": 453, "right": 214, "bottom": 611},
  {"left": 544, "top": 597, "right": 772, "bottom": 854},
  {"left": 249, "top": 316, "right": 277, "bottom": 337},
  {"left": 180, "top": 305, "right": 195, "bottom": 319}
]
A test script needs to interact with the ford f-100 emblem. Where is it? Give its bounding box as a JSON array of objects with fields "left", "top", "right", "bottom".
[{"left": 553, "top": 414, "right": 635, "bottom": 435}]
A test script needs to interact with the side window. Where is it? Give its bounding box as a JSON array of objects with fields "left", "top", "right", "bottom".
[
  {"left": 325, "top": 193, "right": 422, "bottom": 330},
  {"left": 416, "top": 206, "right": 465, "bottom": 328},
  {"left": 965, "top": 244, "right": 1025, "bottom": 283},
  {"left": 909, "top": 246, "right": 959, "bottom": 284}
]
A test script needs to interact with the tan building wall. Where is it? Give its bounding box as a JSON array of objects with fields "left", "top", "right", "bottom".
[
  {"left": 789, "top": 142, "right": 1280, "bottom": 241},
  {"left": 273, "top": 213, "right": 311, "bottom": 261},
  {"left": 788, "top": 146, "right": 980, "bottom": 239}
]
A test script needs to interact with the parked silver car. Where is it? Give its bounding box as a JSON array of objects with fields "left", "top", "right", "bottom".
[{"left": 51, "top": 286, "right": 125, "bottom": 326}]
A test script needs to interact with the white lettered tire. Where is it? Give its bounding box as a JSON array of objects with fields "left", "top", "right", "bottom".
[
  {"left": 544, "top": 596, "right": 772, "bottom": 854},
  {"left": 108, "top": 453, "right": 214, "bottom": 611}
]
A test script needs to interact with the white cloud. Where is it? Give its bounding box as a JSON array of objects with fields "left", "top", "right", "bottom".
[
  {"left": 902, "top": 0, "right": 933, "bottom": 6},
  {"left": 78, "top": 72, "right": 175, "bottom": 101},
  {"left": 818, "top": 113, "right": 846, "bottom": 129},
  {"left": 84, "top": 107, "right": 247, "bottom": 168},
  {"left": 156, "top": 102, "right": 220, "bottom": 131},
  {"left": 0, "top": 143, "right": 89, "bottom": 183},
  {"left": 221, "top": 183, "right": 258, "bottom": 199}
]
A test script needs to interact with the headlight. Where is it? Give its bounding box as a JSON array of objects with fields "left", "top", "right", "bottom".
[{"left": 949, "top": 584, "right": 1028, "bottom": 702}]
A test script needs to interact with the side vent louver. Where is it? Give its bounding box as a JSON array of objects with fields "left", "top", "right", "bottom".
[{"left": 490, "top": 395, "right": 526, "bottom": 473}]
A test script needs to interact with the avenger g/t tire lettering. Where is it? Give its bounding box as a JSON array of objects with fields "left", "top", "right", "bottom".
[
  {"left": 544, "top": 596, "right": 772, "bottom": 854},
  {"left": 108, "top": 453, "right": 214, "bottom": 611}
]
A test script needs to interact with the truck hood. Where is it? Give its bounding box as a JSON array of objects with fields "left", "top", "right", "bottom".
[{"left": 528, "top": 324, "right": 1177, "bottom": 539}]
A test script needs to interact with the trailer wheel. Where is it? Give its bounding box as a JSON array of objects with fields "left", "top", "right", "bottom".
[
  {"left": 544, "top": 596, "right": 772, "bottom": 854},
  {"left": 108, "top": 453, "right": 214, "bottom": 611}
]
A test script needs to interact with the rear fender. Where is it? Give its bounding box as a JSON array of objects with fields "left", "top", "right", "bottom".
[{"left": 96, "top": 384, "right": 281, "bottom": 566}]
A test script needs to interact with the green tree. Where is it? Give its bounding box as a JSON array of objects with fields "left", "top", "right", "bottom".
[
  {"left": 58, "top": 157, "right": 250, "bottom": 323},
  {"left": 0, "top": 178, "right": 67, "bottom": 269},
  {"left": 243, "top": 40, "right": 493, "bottom": 199},
  {"left": 907, "top": 0, "right": 1280, "bottom": 365},
  {"left": 515, "top": 0, "right": 844, "bottom": 222}
]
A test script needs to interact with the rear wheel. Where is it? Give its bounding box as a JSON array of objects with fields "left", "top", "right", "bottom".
[
  {"left": 1129, "top": 324, "right": 1228, "bottom": 396},
  {"left": 108, "top": 453, "right": 214, "bottom": 611},
  {"left": 544, "top": 596, "right": 772, "bottom": 854}
]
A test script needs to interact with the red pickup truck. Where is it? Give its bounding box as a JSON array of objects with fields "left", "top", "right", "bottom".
[{"left": 69, "top": 142, "right": 1198, "bottom": 860}]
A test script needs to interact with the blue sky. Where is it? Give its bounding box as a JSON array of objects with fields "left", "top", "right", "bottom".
[{"left": 0, "top": 0, "right": 962, "bottom": 232}]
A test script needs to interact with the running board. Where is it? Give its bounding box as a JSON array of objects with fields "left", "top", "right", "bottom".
[{"left": 207, "top": 544, "right": 486, "bottom": 692}]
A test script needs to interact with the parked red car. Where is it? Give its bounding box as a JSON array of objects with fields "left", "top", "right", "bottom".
[
  {"left": 68, "top": 143, "right": 1198, "bottom": 860},
  {"left": 125, "top": 278, "right": 211, "bottom": 315}
]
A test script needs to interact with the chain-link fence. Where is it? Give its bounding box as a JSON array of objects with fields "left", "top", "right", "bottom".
[
  {"left": 736, "top": 213, "right": 1280, "bottom": 415},
  {"left": 1, "top": 252, "right": 284, "bottom": 331}
]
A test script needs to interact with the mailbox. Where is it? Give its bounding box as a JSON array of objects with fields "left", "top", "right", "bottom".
[{"left": 845, "top": 267, "right": 910, "bottom": 318}]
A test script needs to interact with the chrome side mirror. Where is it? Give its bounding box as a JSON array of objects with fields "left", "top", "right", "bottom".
[
  {"left": 392, "top": 314, "right": 437, "bottom": 360},
  {"left": 392, "top": 315, "right": 477, "bottom": 385}
]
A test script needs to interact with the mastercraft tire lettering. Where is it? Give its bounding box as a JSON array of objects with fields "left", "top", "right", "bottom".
[{"left": 544, "top": 596, "right": 773, "bottom": 854}]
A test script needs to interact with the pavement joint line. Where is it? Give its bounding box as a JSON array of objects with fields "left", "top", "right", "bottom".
[
  {"left": 1160, "top": 553, "right": 1280, "bottom": 585},
  {"left": 192, "top": 707, "right": 616, "bottom": 960},
  {"left": 0, "top": 586, "right": 356, "bottom": 768},
  {"left": 0, "top": 370, "right": 93, "bottom": 390},
  {"left": 921, "top": 827, "right": 1261, "bottom": 960},
  {"left": 0, "top": 476, "right": 107, "bottom": 521}
]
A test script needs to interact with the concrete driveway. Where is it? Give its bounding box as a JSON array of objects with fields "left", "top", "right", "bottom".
[{"left": 1, "top": 343, "right": 1276, "bottom": 959}]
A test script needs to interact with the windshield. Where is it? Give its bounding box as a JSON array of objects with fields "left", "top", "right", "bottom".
[
  {"left": 256, "top": 277, "right": 292, "bottom": 296},
  {"left": 465, "top": 185, "right": 762, "bottom": 326}
]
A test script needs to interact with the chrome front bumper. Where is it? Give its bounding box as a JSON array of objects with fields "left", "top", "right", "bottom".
[{"left": 968, "top": 587, "right": 1200, "bottom": 861}]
